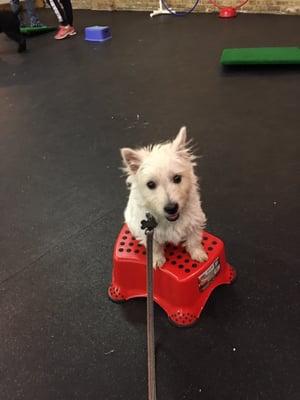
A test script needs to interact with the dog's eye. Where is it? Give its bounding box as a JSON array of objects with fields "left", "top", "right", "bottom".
[
  {"left": 173, "top": 175, "right": 182, "bottom": 184},
  {"left": 147, "top": 181, "right": 156, "bottom": 190}
]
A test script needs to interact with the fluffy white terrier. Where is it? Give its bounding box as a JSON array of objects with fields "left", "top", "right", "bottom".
[{"left": 121, "top": 126, "right": 208, "bottom": 268}]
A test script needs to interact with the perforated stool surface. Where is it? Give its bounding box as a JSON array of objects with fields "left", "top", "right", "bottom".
[{"left": 108, "top": 225, "right": 236, "bottom": 327}]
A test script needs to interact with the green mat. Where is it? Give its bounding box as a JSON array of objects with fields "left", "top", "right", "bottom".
[
  {"left": 221, "top": 47, "right": 300, "bottom": 65},
  {"left": 20, "top": 26, "right": 57, "bottom": 36}
]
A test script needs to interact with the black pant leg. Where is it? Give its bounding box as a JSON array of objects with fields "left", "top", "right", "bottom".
[
  {"left": 46, "top": 0, "right": 67, "bottom": 25},
  {"left": 59, "top": 0, "right": 73, "bottom": 26}
]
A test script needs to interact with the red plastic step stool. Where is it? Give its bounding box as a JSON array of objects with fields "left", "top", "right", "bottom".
[{"left": 108, "top": 225, "right": 236, "bottom": 327}]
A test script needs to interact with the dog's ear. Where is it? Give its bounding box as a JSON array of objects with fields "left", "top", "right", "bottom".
[
  {"left": 121, "top": 148, "right": 142, "bottom": 174},
  {"left": 173, "top": 126, "right": 187, "bottom": 150},
  {"left": 172, "top": 126, "right": 196, "bottom": 164}
]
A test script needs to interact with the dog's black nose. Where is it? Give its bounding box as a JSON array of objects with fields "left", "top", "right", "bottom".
[{"left": 164, "top": 202, "right": 179, "bottom": 215}]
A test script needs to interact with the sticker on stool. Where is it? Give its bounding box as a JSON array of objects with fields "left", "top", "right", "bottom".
[{"left": 198, "top": 258, "right": 221, "bottom": 291}]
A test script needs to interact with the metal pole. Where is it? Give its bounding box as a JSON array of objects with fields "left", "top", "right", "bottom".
[
  {"left": 141, "top": 213, "right": 158, "bottom": 400},
  {"left": 146, "top": 229, "right": 156, "bottom": 400}
]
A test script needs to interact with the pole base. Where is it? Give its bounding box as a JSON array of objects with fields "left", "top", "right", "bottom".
[{"left": 219, "top": 7, "right": 237, "bottom": 18}]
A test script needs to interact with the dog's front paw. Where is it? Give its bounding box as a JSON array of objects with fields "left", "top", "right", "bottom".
[
  {"left": 190, "top": 246, "right": 208, "bottom": 263},
  {"left": 153, "top": 253, "right": 166, "bottom": 269}
]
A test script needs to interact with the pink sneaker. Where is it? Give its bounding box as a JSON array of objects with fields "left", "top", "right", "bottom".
[
  {"left": 54, "top": 25, "right": 77, "bottom": 40},
  {"left": 67, "top": 26, "right": 77, "bottom": 37}
]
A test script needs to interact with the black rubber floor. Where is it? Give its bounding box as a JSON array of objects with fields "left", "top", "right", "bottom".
[{"left": 0, "top": 10, "right": 299, "bottom": 400}]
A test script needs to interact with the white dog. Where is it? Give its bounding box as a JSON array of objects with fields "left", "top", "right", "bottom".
[{"left": 121, "top": 126, "right": 208, "bottom": 268}]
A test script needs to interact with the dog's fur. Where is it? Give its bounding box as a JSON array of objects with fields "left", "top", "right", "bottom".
[
  {"left": 121, "top": 127, "right": 208, "bottom": 268},
  {"left": 0, "top": 11, "right": 26, "bottom": 53}
]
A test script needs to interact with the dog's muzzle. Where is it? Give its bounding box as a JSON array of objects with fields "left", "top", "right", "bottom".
[{"left": 164, "top": 202, "right": 179, "bottom": 222}]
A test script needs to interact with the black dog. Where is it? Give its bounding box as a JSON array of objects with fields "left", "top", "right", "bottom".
[{"left": 0, "top": 10, "right": 26, "bottom": 53}]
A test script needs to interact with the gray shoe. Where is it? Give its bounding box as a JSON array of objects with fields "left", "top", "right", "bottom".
[{"left": 30, "top": 18, "right": 45, "bottom": 28}]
